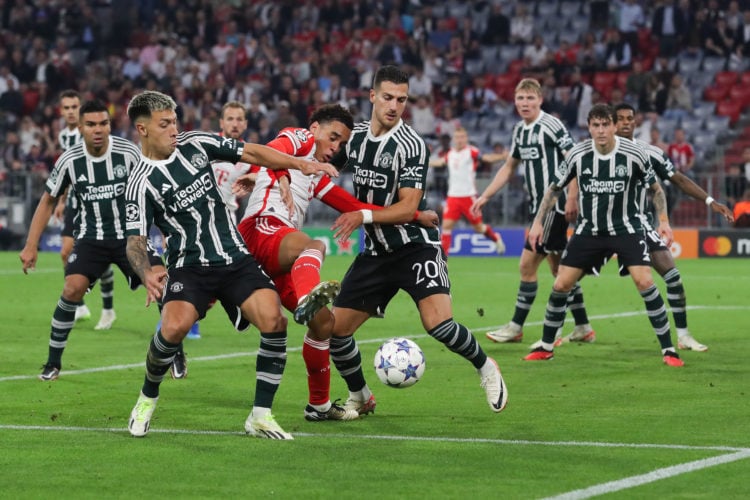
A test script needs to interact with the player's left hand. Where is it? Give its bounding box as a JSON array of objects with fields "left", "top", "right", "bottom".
[
  {"left": 332, "top": 211, "right": 362, "bottom": 241},
  {"left": 417, "top": 209, "right": 439, "bottom": 228},
  {"left": 143, "top": 268, "right": 167, "bottom": 306},
  {"left": 232, "top": 172, "right": 258, "bottom": 197},
  {"left": 527, "top": 222, "right": 544, "bottom": 252},
  {"left": 299, "top": 160, "right": 338, "bottom": 178},
  {"left": 657, "top": 221, "right": 674, "bottom": 248}
]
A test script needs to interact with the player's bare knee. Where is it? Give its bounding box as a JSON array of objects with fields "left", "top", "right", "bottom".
[
  {"left": 159, "top": 319, "right": 190, "bottom": 342},
  {"left": 306, "top": 238, "right": 327, "bottom": 256},
  {"left": 254, "top": 311, "right": 287, "bottom": 333}
]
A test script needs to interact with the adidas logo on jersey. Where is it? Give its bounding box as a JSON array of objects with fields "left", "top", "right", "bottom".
[
  {"left": 583, "top": 168, "right": 592, "bottom": 175},
  {"left": 77, "top": 174, "right": 87, "bottom": 182},
  {"left": 426, "top": 279, "right": 439, "bottom": 288},
  {"left": 161, "top": 184, "right": 171, "bottom": 194}
]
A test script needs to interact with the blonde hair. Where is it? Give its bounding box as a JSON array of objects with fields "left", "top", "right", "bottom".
[{"left": 514, "top": 78, "right": 542, "bottom": 97}]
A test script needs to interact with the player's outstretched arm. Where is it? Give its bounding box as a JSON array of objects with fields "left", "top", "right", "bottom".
[
  {"left": 650, "top": 182, "right": 674, "bottom": 247},
  {"left": 19, "top": 192, "right": 58, "bottom": 274},
  {"left": 470, "top": 157, "right": 519, "bottom": 217},
  {"left": 126, "top": 235, "right": 166, "bottom": 306},
  {"left": 331, "top": 187, "right": 424, "bottom": 240},
  {"left": 670, "top": 171, "right": 734, "bottom": 223},
  {"left": 240, "top": 143, "right": 338, "bottom": 178},
  {"left": 528, "top": 186, "right": 563, "bottom": 251}
]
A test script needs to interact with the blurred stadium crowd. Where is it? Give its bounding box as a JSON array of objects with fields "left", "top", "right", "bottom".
[{"left": 1, "top": 0, "right": 749, "bottom": 237}]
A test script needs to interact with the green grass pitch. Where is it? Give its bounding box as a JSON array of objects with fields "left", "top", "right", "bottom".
[{"left": 1, "top": 251, "right": 749, "bottom": 498}]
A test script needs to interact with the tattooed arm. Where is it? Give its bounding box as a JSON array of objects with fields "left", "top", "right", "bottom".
[
  {"left": 127, "top": 235, "right": 166, "bottom": 306},
  {"left": 649, "top": 182, "right": 674, "bottom": 247},
  {"left": 528, "top": 185, "right": 564, "bottom": 251}
]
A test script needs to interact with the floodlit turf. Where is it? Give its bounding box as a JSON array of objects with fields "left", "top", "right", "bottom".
[{"left": 1, "top": 251, "right": 749, "bottom": 498}]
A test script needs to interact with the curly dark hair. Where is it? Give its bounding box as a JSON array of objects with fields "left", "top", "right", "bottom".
[{"left": 309, "top": 103, "right": 354, "bottom": 130}]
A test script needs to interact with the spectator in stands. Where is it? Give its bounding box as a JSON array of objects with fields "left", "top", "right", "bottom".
[
  {"left": 664, "top": 74, "right": 693, "bottom": 120},
  {"left": 705, "top": 14, "right": 735, "bottom": 59},
  {"left": 742, "top": 147, "right": 750, "bottom": 182},
  {"left": 604, "top": 30, "right": 633, "bottom": 71},
  {"left": 733, "top": 9, "right": 750, "bottom": 57},
  {"left": 683, "top": 7, "right": 711, "bottom": 56},
  {"left": 577, "top": 32, "right": 605, "bottom": 78},
  {"left": 639, "top": 73, "right": 667, "bottom": 115},
  {"left": 734, "top": 188, "right": 750, "bottom": 227},
  {"left": 589, "top": 0, "right": 610, "bottom": 30},
  {"left": 650, "top": 125, "right": 670, "bottom": 152},
  {"left": 633, "top": 110, "right": 653, "bottom": 142},
  {"left": 463, "top": 75, "right": 498, "bottom": 126},
  {"left": 668, "top": 128, "right": 695, "bottom": 176},
  {"left": 617, "top": 0, "right": 645, "bottom": 56},
  {"left": 440, "top": 70, "right": 465, "bottom": 115},
  {"left": 523, "top": 35, "right": 550, "bottom": 73},
  {"left": 725, "top": 163, "right": 748, "bottom": 207},
  {"left": 509, "top": 4, "right": 533, "bottom": 45},
  {"left": 652, "top": 0, "right": 687, "bottom": 58},
  {"left": 569, "top": 68, "right": 594, "bottom": 129},
  {"left": 444, "top": 35, "right": 466, "bottom": 75},
  {"left": 666, "top": 127, "right": 696, "bottom": 214},
  {"left": 435, "top": 104, "right": 461, "bottom": 139},
  {"left": 553, "top": 86, "right": 580, "bottom": 130},
  {"left": 481, "top": 3, "right": 510, "bottom": 45},
  {"left": 625, "top": 60, "right": 649, "bottom": 102},
  {"left": 726, "top": 1, "right": 744, "bottom": 31},
  {"left": 408, "top": 66, "right": 433, "bottom": 98},
  {"left": 409, "top": 94, "right": 437, "bottom": 139}
]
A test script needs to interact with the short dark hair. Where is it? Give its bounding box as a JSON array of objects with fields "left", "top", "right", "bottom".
[
  {"left": 79, "top": 100, "right": 109, "bottom": 118},
  {"left": 59, "top": 89, "right": 80, "bottom": 101},
  {"left": 309, "top": 104, "right": 354, "bottom": 130},
  {"left": 372, "top": 65, "right": 409, "bottom": 89},
  {"left": 588, "top": 103, "right": 615, "bottom": 124},
  {"left": 614, "top": 102, "right": 635, "bottom": 115}
]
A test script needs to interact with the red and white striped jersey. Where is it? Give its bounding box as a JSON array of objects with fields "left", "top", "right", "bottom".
[
  {"left": 444, "top": 145, "right": 480, "bottom": 197},
  {"left": 241, "top": 127, "right": 338, "bottom": 230},
  {"left": 212, "top": 159, "right": 250, "bottom": 215}
]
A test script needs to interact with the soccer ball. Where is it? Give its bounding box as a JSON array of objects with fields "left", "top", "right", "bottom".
[{"left": 373, "top": 337, "right": 426, "bottom": 388}]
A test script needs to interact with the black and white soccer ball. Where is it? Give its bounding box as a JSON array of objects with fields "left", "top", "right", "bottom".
[{"left": 373, "top": 337, "right": 426, "bottom": 388}]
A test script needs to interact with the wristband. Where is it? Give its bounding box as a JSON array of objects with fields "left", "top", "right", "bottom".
[
  {"left": 360, "top": 209, "right": 373, "bottom": 224},
  {"left": 412, "top": 210, "right": 420, "bottom": 221},
  {"left": 705, "top": 196, "right": 714, "bottom": 206}
]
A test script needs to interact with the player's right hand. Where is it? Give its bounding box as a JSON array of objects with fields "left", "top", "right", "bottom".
[
  {"left": 19, "top": 247, "right": 38, "bottom": 274},
  {"left": 143, "top": 268, "right": 167, "bottom": 306},
  {"left": 470, "top": 196, "right": 487, "bottom": 218},
  {"left": 527, "top": 222, "right": 544, "bottom": 252}
]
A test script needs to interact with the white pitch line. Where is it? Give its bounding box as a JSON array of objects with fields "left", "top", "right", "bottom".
[
  {"left": 543, "top": 448, "right": 750, "bottom": 500},
  {"left": 2, "top": 305, "right": 748, "bottom": 383},
  {"left": 1, "top": 424, "right": 748, "bottom": 454}
]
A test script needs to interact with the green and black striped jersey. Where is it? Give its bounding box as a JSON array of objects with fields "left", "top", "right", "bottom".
[
  {"left": 344, "top": 119, "right": 439, "bottom": 255},
  {"left": 634, "top": 138, "right": 675, "bottom": 228},
  {"left": 510, "top": 111, "right": 574, "bottom": 216},
  {"left": 556, "top": 136, "right": 657, "bottom": 236},
  {"left": 58, "top": 126, "right": 82, "bottom": 212},
  {"left": 125, "top": 131, "right": 249, "bottom": 269},
  {"left": 58, "top": 127, "right": 81, "bottom": 151},
  {"left": 46, "top": 136, "right": 141, "bottom": 240}
]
